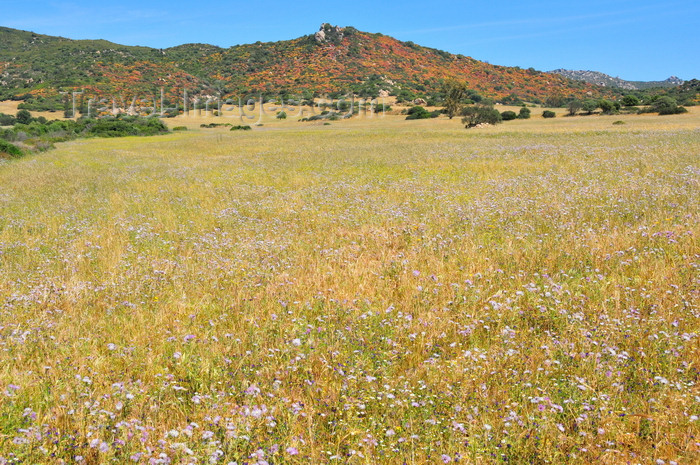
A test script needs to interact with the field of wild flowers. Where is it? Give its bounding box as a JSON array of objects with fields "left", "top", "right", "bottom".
[{"left": 0, "top": 114, "right": 698, "bottom": 464}]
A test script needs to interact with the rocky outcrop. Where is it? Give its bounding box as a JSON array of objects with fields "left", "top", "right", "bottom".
[
  {"left": 314, "top": 24, "right": 345, "bottom": 44},
  {"left": 550, "top": 69, "right": 684, "bottom": 90}
]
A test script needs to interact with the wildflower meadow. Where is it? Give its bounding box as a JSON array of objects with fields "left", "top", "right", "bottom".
[{"left": 0, "top": 111, "right": 698, "bottom": 464}]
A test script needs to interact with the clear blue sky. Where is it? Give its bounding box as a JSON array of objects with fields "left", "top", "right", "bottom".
[{"left": 2, "top": 0, "right": 698, "bottom": 81}]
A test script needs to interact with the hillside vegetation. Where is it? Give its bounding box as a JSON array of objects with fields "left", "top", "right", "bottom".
[{"left": 1, "top": 24, "right": 609, "bottom": 107}]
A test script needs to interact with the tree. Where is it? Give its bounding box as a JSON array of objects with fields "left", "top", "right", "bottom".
[
  {"left": 276, "top": 111, "right": 287, "bottom": 120},
  {"left": 462, "top": 104, "right": 502, "bottom": 128},
  {"left": 442, "top": 80, "right": 469, "bottom": 119},
  {"left": 545, "top": 95, "right": 565, "bottom": 108},
  {"left": 518, "top": 107, "right": 531, "bottom": 119},
  {"left": 597, "top": 99, "right": 619, "bottom": 115},
  {"left": 582, "top": 99, "right": 598, "bottom": 115},
  {"left": 16, "top": 109, "right": 33, "bottom": 125},
  {"left": 567, "top": 100, "right": 582, "bottom": 116},
  {"left": 651, "top": 96, "right": 686, "bottom": 115},
  {"left": 622, "top": 95, "right": 639, "bottom": 107}
]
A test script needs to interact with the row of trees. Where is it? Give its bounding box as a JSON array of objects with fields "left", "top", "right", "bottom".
[{"left": 566, "top": 96, "right": 687, "bottom": 116}]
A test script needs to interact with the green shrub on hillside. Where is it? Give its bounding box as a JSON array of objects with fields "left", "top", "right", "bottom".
[
  {"left": 542, "top": 110, "right": 556, "bottom": 118},
  {"left": 0, "top": 139, "right": 24, "bottom": 158}
]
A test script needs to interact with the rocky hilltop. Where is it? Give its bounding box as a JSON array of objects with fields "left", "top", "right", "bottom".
[{"left": 550, "top": 69, "right": 683, "bottom": 90}]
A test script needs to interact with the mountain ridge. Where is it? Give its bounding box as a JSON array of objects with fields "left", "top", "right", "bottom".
[{"left": 550, "top": 69, "right": 684, "bottom": 90}]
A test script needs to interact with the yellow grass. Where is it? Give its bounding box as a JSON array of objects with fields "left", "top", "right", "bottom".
[{"left": 0, "top": 108, "right": 698, "bottom": 464}]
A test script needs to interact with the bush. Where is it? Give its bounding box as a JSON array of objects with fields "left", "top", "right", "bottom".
[
  {"left": 542, "top": 110, "right": 556, "bottom": 118},
  {"left": 173, "top": 126, "right": 188, "bottom": 131},
  {"left": 276, "top": 111, "right": 287, "bottom": 120},
  {"left": 650, "top": 96, "right": 687, "bottom": 115},
  {"left": 462, "top": 104, "right": 502, "bottom": 128},
  {"left": 405, "top": 106, "right": 440, "bottom": 120},
  {"left": 518, "top": 107, "right": 531, "bottom": 119},
  {"left": 0, "top": 139, "right": 24, "bottom": 158},
  {"left": 230, "top": 125, "right": 252, "bottom": 131},
  {"left": 500, "top": 110, "right": 517, "bottom": 121},
  {"left": 405, "top": 106, "right": 432, "bottom": 120},
  {"left": 16, "top": 109, "right": 33, "bottom": 125},
  {"left": 0, "top": 113, "right": 17, "bottom": 126},
  {"left": 85, "top": 117, "right": 169, "bottom": 138}
]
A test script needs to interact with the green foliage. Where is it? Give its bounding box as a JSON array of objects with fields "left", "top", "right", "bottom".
[
  {"left": 173, "top": 126, "right": 188, "bottom": 131},
  {"left": 0, "top": 116, "right": 169, "bottom": 154},
  {"left": 0, "top": 139, "right": 24, "bottom": 158},
  {"left": 85, "top": 116, "right": 169, "bottom": 137},
  {"left": 0, "top": 113, "right": 17, "bottom": 126},
  {"left": 622, "top": 95, "right": 640, "bottom": 107},
  {"left": 542, "top": 110, "right": 556, "bottom": 118},
  {"left": 499, "top": 93, "right": 524, "bottom": 105},
  {"left": 442, "top": 80, "right": 469, "bottom": 119},
  {"left": 462, "top": 104, "right": 502, "bottom": 127},
  {"left": 393, "top": 89, "right": 417, "bottom": 104},
  {"left": 518, "top": 107, "right": 531, "bottom": 119},
  {"left": 16, "top": 110, "right": 33, "bottom": 125},
  {"left": 567, "top": 100, "right": 582, "bottom": 116},
  {"left": 644, "top": 96, "right": 688, "bottom": 115},
  {"left": 545, "top": 95, "right": 566, "bottom": 108},
  {"left": 17, "top": 95, "right": 65, "bottom": 112},
  {"left": 230, "top": 125, "right": 252, "bottom": 130},
  {"left": 500, "top": 110, "right": 517, "bottom": 121},
  {"left": 276, "top": 111, "right": 287, "bottom": 120},
  {"left": 582, "top": 99, "right": 598, "bottom": 114},
  {"left": 405, "top": 106, "right": 439, "bottom": 120},
  {"left": 597, "top": 99, "right": 619, "bottom": 115}
]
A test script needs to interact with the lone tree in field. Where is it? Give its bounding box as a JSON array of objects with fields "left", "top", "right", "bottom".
[
  {"left": 462, "top": 104, "right": 502, "bottom": 128},
  {"left": 443, "top": 80, "right": 469, "bottom": 119},
  {"left": 567, "top": 100, "right": 582, "bottom": 116}
]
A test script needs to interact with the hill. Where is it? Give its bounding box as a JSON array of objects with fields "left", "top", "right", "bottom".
[
  {"left": 0, "top": 24, "right": 616, "bottom": 109},
  {"left": 550, "top": 69, "right": 684, "bottom": 90}
]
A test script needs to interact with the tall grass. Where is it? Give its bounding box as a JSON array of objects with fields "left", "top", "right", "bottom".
[{"left": 0, "top": 113, "right": 698, "bottom": 464}]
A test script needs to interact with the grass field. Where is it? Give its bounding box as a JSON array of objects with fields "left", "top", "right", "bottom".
[{"left": 0, "top": 109, "right": 698, "bottom": 464}]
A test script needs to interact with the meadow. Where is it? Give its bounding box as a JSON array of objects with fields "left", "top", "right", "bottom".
[{"left": 0, "top": 109, "right": 698, "bottom": 464}]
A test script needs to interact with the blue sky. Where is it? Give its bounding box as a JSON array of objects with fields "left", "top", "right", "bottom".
[{"left": 2, "top": 0, "right": 698, "bottom": 81}]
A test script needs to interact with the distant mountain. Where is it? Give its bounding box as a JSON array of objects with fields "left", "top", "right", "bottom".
[
  {"left": 550, "top": 69, "right": 684, "bottom": 90},
  {"left": 0, "top": 24, "right": 614, "bottom": 107}
]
